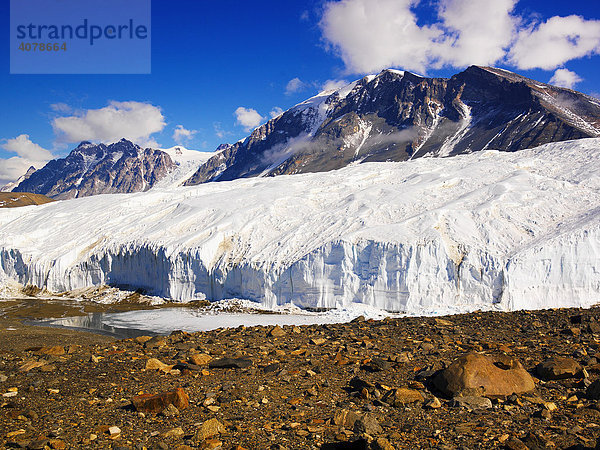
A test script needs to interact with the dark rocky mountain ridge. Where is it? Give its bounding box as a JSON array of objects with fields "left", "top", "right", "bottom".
[
  {"left": 12, "top": 139, "right": 175, "bottom": 199},
  {"left": 185, "top": 66, "right": 600, "bottom": 185}
]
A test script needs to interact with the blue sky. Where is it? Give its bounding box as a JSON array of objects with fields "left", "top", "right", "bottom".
[{"left": 1, "top": 0, "right": 599, "bottom": 185}]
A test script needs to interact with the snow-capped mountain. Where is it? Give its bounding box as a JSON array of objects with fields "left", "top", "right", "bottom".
[
  {"left": 12, "top": 139, "right": 176, "bottom": 199},
  {"left": 185, "top": 66, "right": 600, "bottom": 185},
  {"left": 1, "top": 138, "right": 600, "bottom": 314},
  {"left": 1, "top": 166, "right": 36, "bottom": 192}
]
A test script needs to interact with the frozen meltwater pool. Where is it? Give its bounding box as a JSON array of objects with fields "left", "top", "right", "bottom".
[{"left": 37, "top": 303, "right": 400, "bottom": 338}]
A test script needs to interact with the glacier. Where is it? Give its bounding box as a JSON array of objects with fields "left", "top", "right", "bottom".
[{"left": 1, "top": 138, "right": 600, "bottom": 315}]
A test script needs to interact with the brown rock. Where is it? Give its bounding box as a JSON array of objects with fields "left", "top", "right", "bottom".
[
  {"left": 48, "top": 439, "right": 66, "bottom": 449},
  {"left": 39, "top": 346, "right": 65, "bottom": 356},
  {"left": 189, "top": 353, "right": 212, "bottom": 365},
  {"left": 131, "top": 388, "right": 189, "bottom": 413},
  {"left": 353, "top": 413, "right": 382, "bottom": 435},
  {"left": 333, "top": 409, "right": 361, "bottom": 429},
  {"left": 197, "top": 418, "right": 224, "bottom": 440},
  {"left": 433, "top": 353, "right": 535, "bottom": 398},
  {"left": 18, "top": 361, "right": 45, "bottom": 372},
  {"left": 144, "top": 335, "right": 167, "bottom": 348},
  {"left": 382, "top": 388, "right": 424, "bottom": 406},
  {"left": 269, "top": 325, "right": 286, "bottom": 337},
  {"left": 135, "top": 335, "right": 153, "bottom": 344},
  {"left": 536, "top": 357, "right": 582, "bottom": 380},
  {"left": 145, "top": 358, "right": 174, "bottom": 372},
  {"left": 372, "top": 438, "right": 395, "bottom": 450},
  {"left": 164, "top": 427, "right": 185, "bottom": 438}
]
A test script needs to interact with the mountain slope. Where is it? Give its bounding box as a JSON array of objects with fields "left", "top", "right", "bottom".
[
  {"left": 12, "top": 139, "right": 176, "bottom": 199},
  {"left": 0, "top": 192, "right": 54, "bottom": 208},
  {"left": 186, "top": 66, "right": 600, "bottom": 185},
  {"left": 1, "top": 166, "right": 36, "bottom": 193},
  {"left": 1, "top": 138, "right": 599, "bottom": 314}
]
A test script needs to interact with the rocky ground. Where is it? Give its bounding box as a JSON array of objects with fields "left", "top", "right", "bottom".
[{"left": 2, "top": 305, "right": 600, "bottom": 449}]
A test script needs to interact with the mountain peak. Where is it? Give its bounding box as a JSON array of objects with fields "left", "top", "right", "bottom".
[{"left": 185, "top": 66, "right": 600, "bottom": 186}]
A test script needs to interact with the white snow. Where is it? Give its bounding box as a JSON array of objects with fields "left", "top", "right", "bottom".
[
  {"left": 438, "top": 100, "right": 473, "bottom": 157},
  {"left": 155, "top": 146, "right": 214, "bottom": 188},
  {"left": 1, "top": 138, "right": 600, "bottom": 315}
]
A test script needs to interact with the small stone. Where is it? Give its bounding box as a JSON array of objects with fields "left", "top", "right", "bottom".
[
  {"left": 434, "top": 318, "right": 454, "bottom": 327},
  {"left": 197, "top": 418, "right": 224, "bottom": 440},
  {"left": 161, "top": 404, "right": 180, "bottom": 417},
  {"left": 48, "top": 439, "right": 67, "bottom": 449},
  {"left": 382, "top": 388, "right": 424, "bottom": 406},
  {"left": 269, "top": 325, "right": 286, "bottom": 337},
  {"left": 353, "top": 413, "right": 382, "bottom": 435},
  {"left": 505, "top": 437, "right": 528, "bottom": 450},
  {"left": 131, "top": 388, "right": 189, "bottom": 413},
  {"left": 333, "top": 409, "right": 361, "bottom": 429},
  {"left": 39, "top": 346, "right": 65, "bottom": 356},
  {"left": 0, "top": 373, "right": 7, "bottom": 382},
  {"left": 27, "top": 439, "right": 48, "bottom": 449},
  {"left": 209, "top": 358, "right": 252, "bottom": 369},
  {"left": 18, "top": 360, "right": 45, "bottom": 372},
  {"left": 310, "top": 338, "right": 326, "bottom": 345},
  {"left": 450, "top": 396, "right": 492, "bottom": 410},
  {"left": 144, "top": 336, "right": 167, "bottom": 349},
  {"left": 135, "top": 335, "right": 153, "bottom": 344},
  {"left": 536, "top": 357, "right": 582, "bottom": 380},
  {"left": 108, "top": 426, "right": 121, "bottom": 437},
  {"left": 363, "top": 357, "right": 391, "bottom": 372},
  {"left": 425, "top": 397, "right": 442, "bottom": 409},
  {"left": 146, "top": 358, "right": 174, "bottom": 372},
  {"left": 6, "top": 429, "right": 26, "bottom": 438},
  {"left": 201, "top": 439, "right": 223, "bottom": 449},
  {"left": 189, "top": 353, "right": 212, "bottom": 365},
  {"left": 372, "top": 437, "right": 395, "bottom": 450},
  {"left": 164, "top": 427, "right": 185, "bottom": 438}
]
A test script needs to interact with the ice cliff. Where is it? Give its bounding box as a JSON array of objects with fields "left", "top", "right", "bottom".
[{"left": 1, "top": 138, "right": 599, "bottom": 314}]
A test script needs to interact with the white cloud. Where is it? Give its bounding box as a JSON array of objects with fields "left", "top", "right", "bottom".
[
  {"left": 320, "top": 0, "right": 600, "bottom": 74},
  {"left": 549, "top": 68, "right": 583, "bottom": 89},
  {"left": 270, "top": 107, "right": 284, "bottom": 118},
  {"left": 321, "top": 79, "right": 349, "bottom": 92},
  {"left": 50, "top": 102, "right": 72, "bottom": 113},
  {"left": 0, "top": 135, "right": 55, "bottom": 186},
  {"left": 436, "top": 0, "right": 519, "bottom": 67},
  {"left": 172, "top": 125, "right": 198, "bottom": 145},
  {"left": 510, "top": 15, "right": 600, "bottom": 70},
  {"left": 234, "top": 107, "right": 265, "bottom": 132},
  {"left": 285, "top": 77, "right": 307, "bottom": 95},
  {"left": 320, "top": 0, "right": 442, "bottom": 74},
  {"left": 52, "top": 101, "right": 166, "bottom": 148}
]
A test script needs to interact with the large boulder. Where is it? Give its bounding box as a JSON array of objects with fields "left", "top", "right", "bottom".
[{"left": 433, "top": 353, "right": 535, "bottom": 398}]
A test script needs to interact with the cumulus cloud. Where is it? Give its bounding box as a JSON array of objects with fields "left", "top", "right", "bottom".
[
  {"left": 0, "top": 135, "right": 55, "bottom": 186},
  {"left": 436, "top": 0, "right": 519, "bottom": 68},
  {"left": 321, "top": 79, "right": 350, "bottom": 92},
  {"left": 52, "top": 101, "right": 166, "bottom": 148},
  {"left": 285, "top": 77, "right": 308, "bottom": 95},
  {"left": 549, "top": 68, "right": 583, "bottom": 89},
  {"left": 172, "top": 125, "right": 198, "bottom": 145},
  {"left": 234, "top": 107, "right": 265, "bottom": 132},
  {"left": 319, "top": 0, "right": 600, "bottom": 74},
  {"left": 270, "top": 107, "right": 285, "bottom": 118},
  {"left": 510, "top": 16, "right": 600, "bottom": 70}
]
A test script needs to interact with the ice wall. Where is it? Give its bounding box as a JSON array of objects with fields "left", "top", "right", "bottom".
[{"left": 1, "top": 138, "right": 600, "bottom": 314}]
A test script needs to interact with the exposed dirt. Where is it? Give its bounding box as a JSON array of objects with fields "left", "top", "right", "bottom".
[
  {"left": 1, "top": 306, "right": 600, "bottom": 449},
  {"left": 0, "top": 193, "right": 54, "bottom": 208}
]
